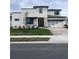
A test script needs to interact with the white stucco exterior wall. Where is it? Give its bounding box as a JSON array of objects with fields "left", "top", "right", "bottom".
[
  {"left": 12, "top": 13, "right": 24, "bottom": 28},
  {"left": 34, "top": 18, "right": 38, "bottom": 26},
  {"left": 48, "top": 11, "right": 54, "bottom": 15},
  {"left": 22, "top": 8, "right": 37, "bottom": 17},
  {"left": 48, "top": 11, "right": 61, "bottom": 16},
  {"left": 21, "top": 8, "right": 48, "bottom": 17}
]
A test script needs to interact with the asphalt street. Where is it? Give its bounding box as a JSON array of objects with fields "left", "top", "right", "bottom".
[{"left": 10, "top": 43, "right": 68, "bottom": 59}]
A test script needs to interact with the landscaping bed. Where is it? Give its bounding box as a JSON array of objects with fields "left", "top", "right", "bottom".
[
  {"left": 10, "top": 28, "right": 53, "bottom": 35},
  {"left": 10, "top": 38, "right": 50, "bottom": 42}
]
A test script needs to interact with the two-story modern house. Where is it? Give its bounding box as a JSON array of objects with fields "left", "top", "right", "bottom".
[{"left": 10, "top": 6, "right": 67, "bottom": 29}]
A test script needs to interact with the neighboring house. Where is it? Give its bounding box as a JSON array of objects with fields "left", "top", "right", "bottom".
[{"left": 10, "top": 6, "right": 67, "bottom": 29}]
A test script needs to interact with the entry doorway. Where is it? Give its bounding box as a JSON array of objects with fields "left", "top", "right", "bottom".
[{"left": 38, "top": 18, "right": 44, "bottom": 27}]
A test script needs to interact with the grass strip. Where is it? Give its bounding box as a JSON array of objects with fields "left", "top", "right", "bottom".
[{"left": 10, "top": 38, "right": 50, "bottom": 42}]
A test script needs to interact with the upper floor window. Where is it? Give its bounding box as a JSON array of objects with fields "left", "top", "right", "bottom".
[
  {"left": 15, "top": 19, "right": 19, "bottom": 21},
  {"left": 54, "top": 11, "right": 59, "bottom": 15},
  {"left": 39, "top": 8, "right": 43, "bottom": 13}
]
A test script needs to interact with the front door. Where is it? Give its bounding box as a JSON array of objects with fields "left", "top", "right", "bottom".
[{"left": 38, "top": 18, "right": 44, "bottom": 27}]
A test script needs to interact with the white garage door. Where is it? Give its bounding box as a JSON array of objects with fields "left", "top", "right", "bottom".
[{"left": 48, "top": 20, "right": 64, "bottom": 27}]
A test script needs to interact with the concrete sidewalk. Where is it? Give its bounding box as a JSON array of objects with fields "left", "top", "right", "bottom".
[{"left": 49, "top": 35, "right": 68, "bottom": 43}]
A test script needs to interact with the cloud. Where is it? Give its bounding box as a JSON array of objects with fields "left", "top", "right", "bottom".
[{"left": 10, "top": 0, "right": 68, "bottom": 16}]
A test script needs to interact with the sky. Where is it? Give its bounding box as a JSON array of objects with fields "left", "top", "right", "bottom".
[{"left": 10, "top": 0, "right": 68, "bottom": 16}]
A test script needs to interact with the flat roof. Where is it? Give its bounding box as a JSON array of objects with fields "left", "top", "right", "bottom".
[
  {"left": 48, "top": 9, "right": 61, "bottom": 11},
  {"left": 21, "top": 8, "right": 33, "bottom": 10},
  {"left": 26, "top": 17, "right": 38, "bottom": 18},
  {"left": 33, "top": 6, "right": 48, "bottom": 8},
  {"left": 48, "top": 19, "right": 65, "bottom": 21},
  {"left": 12, "top": 12, "right": 21, "bottom": 13}
]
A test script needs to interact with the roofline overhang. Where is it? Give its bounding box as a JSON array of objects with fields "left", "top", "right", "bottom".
[
  {"left": 33, "top": 6, "right": 48, "bottom": 8},
  {"left": 12, "top": 12, "right": 21, "bottom": 13},
  {"left": 21, "top": 8, "right": 33, "bottom": 10},
  {"left": 48, "top": 15, "right": 67, "bottom": 18},
  {"left": 48, "top": 9, "right": 62, "bottom": 11}
]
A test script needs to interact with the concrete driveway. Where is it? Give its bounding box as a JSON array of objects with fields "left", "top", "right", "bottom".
[
  {"left": 48, "top": 27, "right": 68, "bottom": 35},
  {"left": 47, "top": 27, "right": 68, "bottom": 43}
]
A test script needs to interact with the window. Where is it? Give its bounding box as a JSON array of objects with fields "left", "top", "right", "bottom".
[
  {"left": 26, "top": 18, "right": 33, "bottom": 24},
  {"left": 54, "top": 11, "right": 59, "bottom": 15},
  {"left": 39, "top": 8, "right": 43, "bottom": 13},
  {"left": 15, "top": 19, "right": 19, "bottom": 21}
]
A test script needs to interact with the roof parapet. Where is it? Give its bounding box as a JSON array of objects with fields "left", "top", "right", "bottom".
[
  {"left": 48, "top": 15, "right": 67, "bottom": 18},
  {"left": 21, "top": 8, "right": 33, "bottom": 10},
  {"left": 48, "top": 9, "right": 62, "bottom": 11},
  {"left": 12, "top": 12, "right": 21, "bottom": 13},
  {"left": 33, "top": 6, "right": 48, "bottom": 8}
]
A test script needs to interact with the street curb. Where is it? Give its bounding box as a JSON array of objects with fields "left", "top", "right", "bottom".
[
  {"left": 10, "top": 35, "right": 52, "bottom": 38},
  {"left": 10, "top": 41, "right": 68, "bottom": 44}
]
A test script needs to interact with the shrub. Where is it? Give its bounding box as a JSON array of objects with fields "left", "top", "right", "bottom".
[
  {"left": 15, "top": 26, "right": 17, "bottom": 28},
  {"left": 23, "top": 26, "right": 25, "bottom": 29},
  {"left": 19, "top": 26, "right": 21, "bottom": 29}
]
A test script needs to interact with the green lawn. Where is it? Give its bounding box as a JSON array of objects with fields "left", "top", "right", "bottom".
[
  {"left": 10, "top": 28, "right": 53, "bottom": 35},
  {"left": 10, "top": 38, "right": 49, "bottom": 42}
]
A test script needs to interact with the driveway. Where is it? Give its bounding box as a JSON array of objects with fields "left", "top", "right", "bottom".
[
  {"left": 47, "top": 27, "right": 68, "bottom": 43},
  {"left": 48, "top": 27, "right": 68, "bottom": 35}
]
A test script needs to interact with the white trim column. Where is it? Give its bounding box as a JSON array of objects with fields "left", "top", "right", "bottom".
[
  {"left": 44, "top": 17, "right": 48, "bottom": 27},
  {"left": 33, "top": 18, "right": 38, "bottom": 26}
]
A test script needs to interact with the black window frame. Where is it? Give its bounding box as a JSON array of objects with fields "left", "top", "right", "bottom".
[
  {"left": 54, "top": 11, "right": 59, "bottom": 15},
  {"left": 15, "top": 19, "right": 19, "bottom": 21},
  {"left": 39, "top": 8, "right": 43, "bottom": 13}
]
